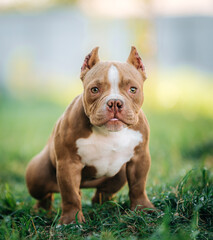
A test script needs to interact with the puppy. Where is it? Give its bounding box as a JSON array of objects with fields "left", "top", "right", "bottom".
[{"left": 26, "top": 46, "right": 154, "bottom": 224}]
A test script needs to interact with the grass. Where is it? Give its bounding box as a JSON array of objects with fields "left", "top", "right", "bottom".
[{"left": 0, "top": 91, "right": 212, "bottom": 239}]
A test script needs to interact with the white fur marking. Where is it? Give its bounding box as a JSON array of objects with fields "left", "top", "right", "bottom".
[
  {"left": 107, "top": 65, "right": 123, "bottom": 101},
  {"left": 108, "top": 65, "right": 119, "bottom": 95},
  {"left": 76, "top": 127, "right": 143, "bottom": 178}
]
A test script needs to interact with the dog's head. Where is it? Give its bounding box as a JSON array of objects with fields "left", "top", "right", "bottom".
[{"left": 80, "top": 47, "right": 147, "bottom": 132}]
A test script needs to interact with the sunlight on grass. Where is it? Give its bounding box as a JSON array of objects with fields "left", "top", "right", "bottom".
[
  {"left": 8, "top": 67, "right": 213, "bottom": 119},
  {"left": 145, "top": 69, "right": 213, "bottom": 119}
]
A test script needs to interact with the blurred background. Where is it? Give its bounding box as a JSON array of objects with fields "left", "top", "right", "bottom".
[{"left": 0, "top": 0, "right": 213, "bottom": 191}]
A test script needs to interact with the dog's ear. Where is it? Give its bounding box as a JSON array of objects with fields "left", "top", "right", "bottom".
[
  {"left": 127, "top": 46, "right": 147, "bottom": 80},
  {"left": 80, "top": 47, "right": 100, "bottom": 80}
]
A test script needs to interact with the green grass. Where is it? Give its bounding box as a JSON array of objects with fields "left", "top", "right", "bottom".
[{"left": 0, "top": 93, "right": 212, "bottom": 239}]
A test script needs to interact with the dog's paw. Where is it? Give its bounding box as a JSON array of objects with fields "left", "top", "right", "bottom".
[
  {"left": 59, "top": 210, "right": 85, "bottom": 224},
  {"left": 131, "top": 199, "right": 155, "bottom": 212}
]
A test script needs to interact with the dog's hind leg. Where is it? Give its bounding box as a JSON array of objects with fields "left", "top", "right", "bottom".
[
  {"left": 34, "top": 193, "right": 54, "bottom": 210},
  {"left": 26, "top": 145, "right": 59, "bottom": 210},
  {"left": 92, "top": 165, "right": 127, "bottom": 204}
]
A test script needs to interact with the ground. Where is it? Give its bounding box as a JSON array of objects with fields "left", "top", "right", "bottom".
[{"left": 0, "top": 92, "right": 212, "bottom": 240}]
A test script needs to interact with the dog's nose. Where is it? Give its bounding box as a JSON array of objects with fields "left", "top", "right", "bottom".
[{"left": 107, "top": 99, "right": 124, "bottom": 111}]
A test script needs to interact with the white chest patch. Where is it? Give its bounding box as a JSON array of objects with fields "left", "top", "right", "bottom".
[{"left": 76, "top": 127, "right": 143, "bottom": 178}]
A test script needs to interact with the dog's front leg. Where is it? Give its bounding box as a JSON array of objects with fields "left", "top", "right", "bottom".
[
  {"left": 57, "top": 159, "right": 84, "bottom": 224},
  {"left": 126, "top": 145, "right": 154, "bottom": 211}
]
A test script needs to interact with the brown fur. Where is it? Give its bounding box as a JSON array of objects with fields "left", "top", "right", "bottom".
[{"left": 26, "top": 46, "right": 154, "bottom": 224}]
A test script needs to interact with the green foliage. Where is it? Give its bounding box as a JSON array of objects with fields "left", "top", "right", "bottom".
[
  {"left": 0, "top": 95, "right": 212, "bottom": 239},
  {"left": 0, "top": 168, "right": 212, "bottom": 239}
]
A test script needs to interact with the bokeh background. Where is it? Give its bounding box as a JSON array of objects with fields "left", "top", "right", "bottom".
[{"left": 0, "top": 0, "right": 213, "bottom": 195}]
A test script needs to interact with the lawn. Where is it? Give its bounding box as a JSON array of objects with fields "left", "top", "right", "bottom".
[{"left": 0, "top": 88, "right": 212, "bottom": 239}]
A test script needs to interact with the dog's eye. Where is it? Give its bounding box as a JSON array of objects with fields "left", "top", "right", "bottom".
[
  {"left": 91, "top": 87, "right": 99, "bottom": 94},
  {"left": 129, "top": 87, "right": 137, "bottom": 94}
]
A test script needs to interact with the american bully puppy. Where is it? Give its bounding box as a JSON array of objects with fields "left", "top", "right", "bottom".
[{"left": 26, "top": 46, "right": 154, "bottom": 224}]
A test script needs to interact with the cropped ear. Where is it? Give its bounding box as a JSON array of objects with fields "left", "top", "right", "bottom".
[
  {"left": 80, "top": 47, "right": 100, "bottom": 80},
  {"left": 127, "top": 46, "right": 147, "bottom": 80}
]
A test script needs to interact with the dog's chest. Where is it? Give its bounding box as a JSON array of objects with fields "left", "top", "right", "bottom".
[{"left": 76, "top": 128, "right": 143, "bottom": 178}]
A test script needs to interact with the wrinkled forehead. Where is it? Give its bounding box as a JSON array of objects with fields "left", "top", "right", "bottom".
[{"left": 83, "top": 62, "right": 143, "bottom": 87}]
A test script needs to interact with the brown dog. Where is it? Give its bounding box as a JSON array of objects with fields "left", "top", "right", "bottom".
[{"left": 26, "top": 46, "right": 154, "bottom": 224}]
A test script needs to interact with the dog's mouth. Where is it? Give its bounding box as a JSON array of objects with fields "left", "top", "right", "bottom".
[
  {"left": 108, "top": 117, "right": 120, "bottom": 122},
  {"left": 90, "top": 111, "right": 136, "bottom": 132},
  {"left": 104, "top": 117, "right": 126, "bottom": 132}
]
